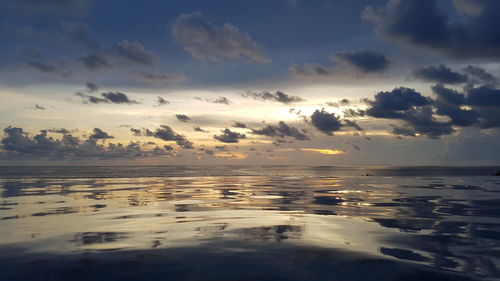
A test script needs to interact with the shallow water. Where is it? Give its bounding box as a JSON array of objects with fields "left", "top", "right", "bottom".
[{"left": 1, "top": 166, "right": 499, "bottom": 281}]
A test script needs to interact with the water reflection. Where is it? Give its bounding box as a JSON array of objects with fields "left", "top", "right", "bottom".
[{"left": 0, "top": 167, "right": 499, "bottom": 280}]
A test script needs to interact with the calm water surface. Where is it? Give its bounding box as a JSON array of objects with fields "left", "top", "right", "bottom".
[{"left": 1, "top": 166, "right": 499, "bottom": 281}]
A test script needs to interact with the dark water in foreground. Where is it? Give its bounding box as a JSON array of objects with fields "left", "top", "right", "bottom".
[{"left": 1, "top": 166, "right": 500, "bottom": 281}]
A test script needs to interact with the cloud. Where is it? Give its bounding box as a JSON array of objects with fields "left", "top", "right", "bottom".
[
  {"left": 364, "top": 87, "right": 455, "bottom": 138},
  {"left": 232, "top": 121, "right": 247, "bottom": 128},
  {"left": 413, "top": 65, "right": 468, "bottom": 84},
  {"left": 289, "top": 63, "right": 334, "bottom": 78},
  {"left": 80, "top": 52, "right": 111, "bottom": 70},
  {"left": 89, "top": 128, "right": 113, "bottom": 139},
  {"left": 0, "top": 126, "right": 177, "bottom": 160},
  {"left": 242, "top": 90, "right": 303, "bottom": 104},
  {"left": 76, "top": 91, "right": 140, "bottom": 104},
  {"left": 363, "top": 0, "right": 500, "bottom": 59},
  {"left": 47, "top": 128, "right": 70, "bottom": 134},
  {"left": 193, "top": 126, "right": 208, "bottom": 132},
  {"left": 466, "top": 86, "right": 500, "bottom": 106},
  {"left": 310, "top": 109, "right": 343, "bottom": 136},
  {"left": 213, "top": 128, "right": 246, "bottom": 143},
  {"left": 133, "top": 71, "right": 185, "bottom": 84},
  {"left": 366, "top": 87, "right": 431, "bottom": 119},
  {"left": 155, "top": 96, "right": 170, "bottom": 107},
  {"left": 175, "top": 114, "right": 191, "bottom": 122},
  {"left": 290, "top": 48, "right": 389, "bottom": 80},
  {"left": 463, "top": 65, "right": 498, "bottom": 86},
  {"left": 85, "top": 82, "right": 98, "bottom": 92},
  {"left": 431, "top": 84, "right": 479, "bottom": 127},
  {"left": 330, "top": 48, "right": 390, "bottom": 73},
  {"left": 132, "top": 126, "right": 194, "bottom": 149},
  {"left": 114, "top": 40, "right": 154, "bottom": 65},
  {"left": 195, "top": 96, "right": 231, "bottom": 105},
  {"left": 251, "top": 121, "right": 310, "bottom": 140},
  {"left": 171, "top": 12, "right": 269, "bottom": 63}
]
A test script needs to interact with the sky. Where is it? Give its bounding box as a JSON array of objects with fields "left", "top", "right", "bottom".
[{"left": 1, "top": 0, "right": 500, "bottom": 166}]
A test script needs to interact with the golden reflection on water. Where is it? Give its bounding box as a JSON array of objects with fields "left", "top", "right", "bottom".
[{"left": 1, "top": 174, "right": 500, "bottom": 278}]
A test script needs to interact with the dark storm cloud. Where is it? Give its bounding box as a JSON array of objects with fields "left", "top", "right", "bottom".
[
  {"left": 432, "top": 84, "right": 500, "bottom": 129},
  {"left": 393, "top": 107, "right": 455, "bottom": 139},
  {"left": 0, "top": 126, "right": 176, "bottom": 159},
  {"left": 242, "top": 91, "right": 303, "bottom": 104},
  {"left": 466, "top": 86, "right": 500, "bottom": 106},
  {"left": 366, "top": 87, "right": 431, "bottom": 119},
  {"left": 76, "top": 91, "right": 139, "bottom": 104},
  {"left": 413, "top": 65, "right": 468, "bottom": 84},
  {"left": 331, "top": 48, "right": 390, "bottom": 73},
  {"left": 431, "top": 84, "right": 465, "bottom": 105},
  {"left": 251, "top": 121, "right": 310, "bottom": 140},
  {"left": 463, "top": 65, "right": 498, "bottom": 86},
  {"left": 432, "top": 85, "right": 479, "bottom": 126},
  {"left": 363, "top": 0, "right": 500, "bottom": 59},
  {"left": 175, "top": 114, "right": 191, "bottom": 122},
  {"left": 114, "top": 40, "right": 154, "bottom": 65},
  {"left": 89, "top": 128, "right": 113, "bottom": 139},
  {"left": 195, "top": 96, "right": 231, "bottom": 105},
  {"left": 131, "top": 126, "right": 194, "bottom": 149},
  {"left": 310, "top": 109, "right": 343, "bottom": 136},
  {"left": 171, "top": 12, "right": 269, "bottom": 63},
  {"left": 362, "top": 85, "right": 500, "bottom": 138},
  {"left": 213, "top": 129, "right": 246, "bottom": 143}
]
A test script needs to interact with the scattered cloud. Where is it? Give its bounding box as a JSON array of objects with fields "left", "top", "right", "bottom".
[
  {"left": 171, "top": 12, "right": 269, "bottom": 63},
  {"left": 232, "top": 121, "right": 247, "bottom": 128},
  {"left": 213, "top": 128, "right": 246, "bottom": 143},
  {"left": 331, "top": 48, "right": 390, "bottom": 73},
  {"left": 155, "top": 96, "right": 170, "bottom": 107},
  {"left": 310, "top": 109, "right": 361, "bottom": 135},
  {"left": 175, "top": 114, "right": 191, "bottom": 122},
  {"left": 114, "top": 40, "right": 154, "bottom": 65},
  {"left": 89, "top": 128, "right": 113, "bottom": 139},
  {"left": 131, "top": 126, "right": 194, "bottom": 149},
  {"left": 0, "top": 126, "right": 178, "bottom": 160},
  {"left": 76, "top": 91, "right": 140, "bottom": 104},
  {"left": 193, "top": 126, "right": 208, "bottom": 132},
  {"left": 195, "top": 96, "right": 231, "bottom": 105},
  {"left": 242, "top": 90, "right": 303, "bottom": 104},
  {"left": 133, "top": 71, "right": 185, "bottom": 84},
  {"left": 251, "top": 121, "right": 310, "bottom": 140},
  {"left": 413, "top": 65, "right": 468, "bottom": 84}
]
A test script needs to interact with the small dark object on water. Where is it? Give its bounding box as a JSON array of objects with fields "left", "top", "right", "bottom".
[
  {"left": 493, "top": 171, "right": 500, "bottom": 176},
  {"left": 365, "top": 173, "right": 373, "bottom": 176}
]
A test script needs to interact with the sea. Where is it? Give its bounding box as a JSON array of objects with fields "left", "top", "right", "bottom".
[{"left": 0, "top": 165, "right": 499, "bottom": 281}]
